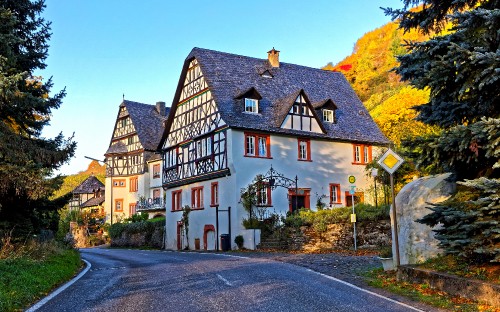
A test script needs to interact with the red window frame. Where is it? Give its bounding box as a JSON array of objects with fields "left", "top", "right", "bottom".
[
  {"left": 129, "top": 176, "right": 138, "bottom": 192},
  {"left": 129, "top": 203, "right": 137, "bottom": 215},
  {"left": 210, "top": 182, "right": 219, "bottom": 207},
  {"left": 113, "top": 179, "right": 126, "bottom": 187},
  {"left": 172, "top": 190, "right": 182, "bottom": 211},
  {"left": 244, "top": 132, "right": 271, "bottom": 158},
  {"left": 114, "top": 199, "right": 123, "bottom": 212},
  {"left": 153, "top": 164, "right": 161, "bottom": 178},
  {"left": 352, "top": 144, "right": 372, "bottom": 165},
  {"left": 191, "top": 186, "right": 204, "bottom": 209},
  {"left": 329, "top": 183, "right": 341, "bottom": 204},
  {"left": 297, "top": 138, "right": 311, "bottom": 161}
]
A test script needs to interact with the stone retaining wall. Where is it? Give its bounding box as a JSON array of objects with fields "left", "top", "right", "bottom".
[
  {"left": 262, "top": 220, "right": 391, "bottom": 251},
  {"left": 398, "top": 265, "right": 500, "bottom": 308}
]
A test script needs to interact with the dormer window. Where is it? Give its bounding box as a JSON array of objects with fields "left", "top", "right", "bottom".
[
  {"left": 245, "top": 98, "right": 258, "bottom": 113},
  {"left": 323, "top": 109, "right": 335, "bottom": 123}
]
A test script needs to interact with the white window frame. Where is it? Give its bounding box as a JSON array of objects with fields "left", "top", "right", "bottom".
[
  {"left": 246, "top": 135, "right": 255, "bottom": 156},
  {"left": 323, "top": 109, "right": 334, "bottom": 122},
  {"left": 299, "top": 140, "right": 308, "bottom": 160},
  {"left": 258, "top": 137, "right": 267, "bottom": 157},
  {"left": 245, "top": 98, "right": 258, "bottom": 113}
]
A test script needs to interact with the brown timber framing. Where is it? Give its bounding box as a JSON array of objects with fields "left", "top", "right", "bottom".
[
  {"left": 160, "top": 56, "right": 229, "bottom": 189},
  {"left": 106, "top": 152, "right": 146, "bottom": 177}
]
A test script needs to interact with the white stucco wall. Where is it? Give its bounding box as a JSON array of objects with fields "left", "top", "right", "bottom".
[{"left": 164, "top": 128, "right": 381, "bottom": 251}]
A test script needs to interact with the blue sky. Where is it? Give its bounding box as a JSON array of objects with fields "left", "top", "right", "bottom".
[{"left": 40, "top": 0, "right": 403, "bottom": 175}]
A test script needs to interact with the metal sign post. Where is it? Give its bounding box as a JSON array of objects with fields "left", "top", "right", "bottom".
[
  {"left": 348, "top": 176, "right": 357, "bottom": 251},
  {"left": 377, "top": 149, "right": 404, "bottom": 267}
]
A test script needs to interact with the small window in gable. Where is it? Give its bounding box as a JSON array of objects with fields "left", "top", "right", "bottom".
[
  {"left": 323, "top": 109, "right": 335, "bottom": 123},
  {"left": 245, "top": 98, "right": 258, "bottom": 113}
]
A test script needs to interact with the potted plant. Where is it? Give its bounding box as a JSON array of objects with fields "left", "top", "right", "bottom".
[
  {"left": 234, "top": 235, "right": 244, "bottom": 249},
  {"left": 378, "top": 246, "right": 394, "bottom": 271}
]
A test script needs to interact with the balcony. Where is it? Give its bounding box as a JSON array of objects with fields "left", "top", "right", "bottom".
[{"left": 136, "top": 197, "right": 164, "bottom": 211}]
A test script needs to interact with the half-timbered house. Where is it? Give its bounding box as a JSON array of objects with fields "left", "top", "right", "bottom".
[
  {"left": 69, "top": 175, "right": 105, "bottom": 213},
  {"left": 104, "top": 100, "right": 169, "bottom": 222},
  {"left": 159, "top": 48, "right": 389, "bottom": 250}
]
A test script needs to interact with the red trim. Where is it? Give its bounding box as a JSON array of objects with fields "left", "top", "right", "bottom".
[
  {"left": 287, "top": 189, "right": 310, "bottom": 212},
  {"left": 244, "top": 132, "right": 271, "bottom": 158},
  {"left": 191, "top": 186, "right": 204, "bottom": 209},
  {"left": 172, "top": 190, "right": 182, "bottom": 211},
  {"left": 352, "top": 144, "right": 372, "bottom": 165},
  {"left": 177, "top": 221, "right": 183, "bottom": 250},
  {"left": 297, "top": 138, "right": 312, "bottom": 161},
  {"left": 129, "top": 203, "right": 137, "bottom": 215},
  {"left": 203, "top": 224, "right": 215, "bottom": 250},
  {"left": 129, "top": 176, "right": 138, "bottom": 192},
  {"left": 113, "top": 179, "right": 126, "bottom": 187},
  {"left": 114, "top": 199, "right": 123, "bottom": 212},
  {"left": 345, "top": 191, "right": 365, "bottom": 206},
  {"left": 329, "top": 183, "right": 342, "bottom": 204},
  {"left": 210, "top": 182, "right": 219, "bottom": 207}
]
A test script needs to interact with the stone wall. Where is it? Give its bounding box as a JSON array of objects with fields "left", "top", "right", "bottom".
[
  {"left": 284, "top": 220, "right": 391, "bottom": 252},
  {"left": 110, "top": 222, "right": 164, "bottom": 249}
]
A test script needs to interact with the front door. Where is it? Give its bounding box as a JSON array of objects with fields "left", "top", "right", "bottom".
[
  {"left": 176, "top": 221, "right": 183, "bottom": 250},
  {"left": 290, "top": 195, "right": 306, "bottom": 213}
]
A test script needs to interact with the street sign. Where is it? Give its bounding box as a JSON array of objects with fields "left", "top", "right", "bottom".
[
  {"left": 351, "top": 214, "right": 357, "bottom": 223},
  {"left": 349, "top": 185, "right": 356, "bottom": 195},
  {"left": 348, "top": 175, "right": 356, "bottom": 184},
  {"left": 378, "top": 148, "right": 404, "bottom": 174}
]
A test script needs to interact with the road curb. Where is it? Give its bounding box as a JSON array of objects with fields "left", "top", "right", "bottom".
[{"left": 26, "top": 259, "right": 92, "bottom": 311}]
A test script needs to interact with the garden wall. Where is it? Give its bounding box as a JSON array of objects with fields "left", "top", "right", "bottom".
[
  {"left": 110, "top": 221, "right": 164, "bottom": 249},
  {"left": 286, "top": 220, "right": 391, "bottom": 251}
]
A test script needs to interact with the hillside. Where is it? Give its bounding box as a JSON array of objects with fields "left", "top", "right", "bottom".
[
  {"left": 51, "top": 160, "right": 106, "bottom": 200},
  {"left": 324, "top": 21, "right": 438, "bottom": 145}
]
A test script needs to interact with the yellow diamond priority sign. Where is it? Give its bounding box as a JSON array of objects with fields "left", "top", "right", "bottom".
[{"left": 378, "top": 148, "right": 404, "bottom": 174}]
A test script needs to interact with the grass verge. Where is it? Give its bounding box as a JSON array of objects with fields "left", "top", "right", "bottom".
[
  {"left": 363, "top": 268, "right": 500, "bottom": 312},
  {"left": 0, "top": 242, "right": 82, "bottom": 311}
]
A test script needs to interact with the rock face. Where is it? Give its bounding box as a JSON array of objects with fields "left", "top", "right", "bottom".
[{"left": 392, "top": 173, "right": 455, "bottom": 265}]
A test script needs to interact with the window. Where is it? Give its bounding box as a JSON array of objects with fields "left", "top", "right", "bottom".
[
  {"left": 245, "top": 133, "right": 270, "bottom": 158},
  {"left": 129, "top": 177, "right": 138, "bottom": 192},
  {"left": 244, "top": 98, "right": 258, "bottom": 113},
  {"left": 153, "top": 189, "right": 161, "bottom": 199},
  {"left": 211, "top": 182, "right": 219, "bottom": 206},
  {"left": 256, "top": 182, "right": 272, "bottom": 206},
  {"left": 298, "top": 139, "right": 311, "bottom": 161},
  {"left": 113, "top": 179, "right": 126, "bottom": 187},
  {"left": 191, "top": 187, "right": 204, "bottom": 209},
  {"left": 323, "top": 109, "right": 334, "bottom": 123},
  {"left": 129, "top": 203, "right": 137, "bottom": 215},
  {"left": 353, "top": 144, "right": 372, "bottom": 164},
  {"left": 115, "top": 199, "right": 123, "bottom": 212},
  {"left": 153, "top": 164, "right": 161, "bottom": 178},
  {"left": 172, "top": 190, "right": 182, "bottom": 211},
  {"left": 195, "top": 136, "right": 212, "bottom": 159},
  {"left": 329, "top": 184, "right": 341, "bottom": 204}
]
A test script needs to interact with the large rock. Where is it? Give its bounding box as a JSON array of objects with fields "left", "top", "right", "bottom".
[{"left": 392, "top": 173, "right": 455, "bottom": 265}]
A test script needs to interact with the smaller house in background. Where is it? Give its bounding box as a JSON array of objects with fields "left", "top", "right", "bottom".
[{"left": 69, "top": 175, "right": 105, "bottom": 214}]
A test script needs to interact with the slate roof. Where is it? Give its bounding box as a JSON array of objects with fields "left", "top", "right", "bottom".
[
  {"left": 81, "top": 196, "right": 105, "bottom": 208},
  {"left": 108, "top": 100, "right": 169, "bottom": 154},
  {"left": 162, "top": 48, "right": 389, "bottom": 146},
  {"left": 72, "top": 176, "right": 104, "bottom": 194}
]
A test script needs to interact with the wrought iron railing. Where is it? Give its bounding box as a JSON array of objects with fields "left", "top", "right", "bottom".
[{"left": 136, "top": 197, "right": 164, "bottom": 211}]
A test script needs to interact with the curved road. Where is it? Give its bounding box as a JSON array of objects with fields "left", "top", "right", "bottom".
[{"left": 32, "top": 249, "right": 423, "bottom": 312}]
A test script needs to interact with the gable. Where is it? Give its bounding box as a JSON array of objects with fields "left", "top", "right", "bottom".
[
  {"left": 280, "top": 91, "right": 325, "bottom": 134},
  {"left": 162, "top": 58, "right": 226, "bottom": 149},
  {"left": 110, "top": 105, "right": 143, "bottom": 153}
]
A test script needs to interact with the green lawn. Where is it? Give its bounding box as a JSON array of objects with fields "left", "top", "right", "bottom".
[{"left": 0, "top": 247, "right": 81, "bottom": 311}]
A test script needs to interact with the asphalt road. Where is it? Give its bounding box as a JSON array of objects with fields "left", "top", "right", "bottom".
[{"left": 31, "top": 249, "right": 424, "bottom": 312}]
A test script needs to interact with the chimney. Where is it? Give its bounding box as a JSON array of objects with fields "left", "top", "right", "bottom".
[
  {"left": 156, "top": 101, "right": 166, "bottom": 116},
  {"left": 267, "top": 47, "right": 280, "bottom": 68}
]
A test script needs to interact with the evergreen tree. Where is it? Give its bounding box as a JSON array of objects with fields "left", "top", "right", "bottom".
[
  {"left": 385, "top": 0, "right": 500, "bottom": 262},
  {"left": 0, "top": 0, "right": 76, "bottom": 238}
]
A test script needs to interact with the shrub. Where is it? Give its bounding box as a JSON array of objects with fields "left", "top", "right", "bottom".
[
  {"left": 242, "top": 217, "right": 260, "bottom": 229},
  {"left": 234, "top": 235, "right": 244, "bottom": 249}
]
